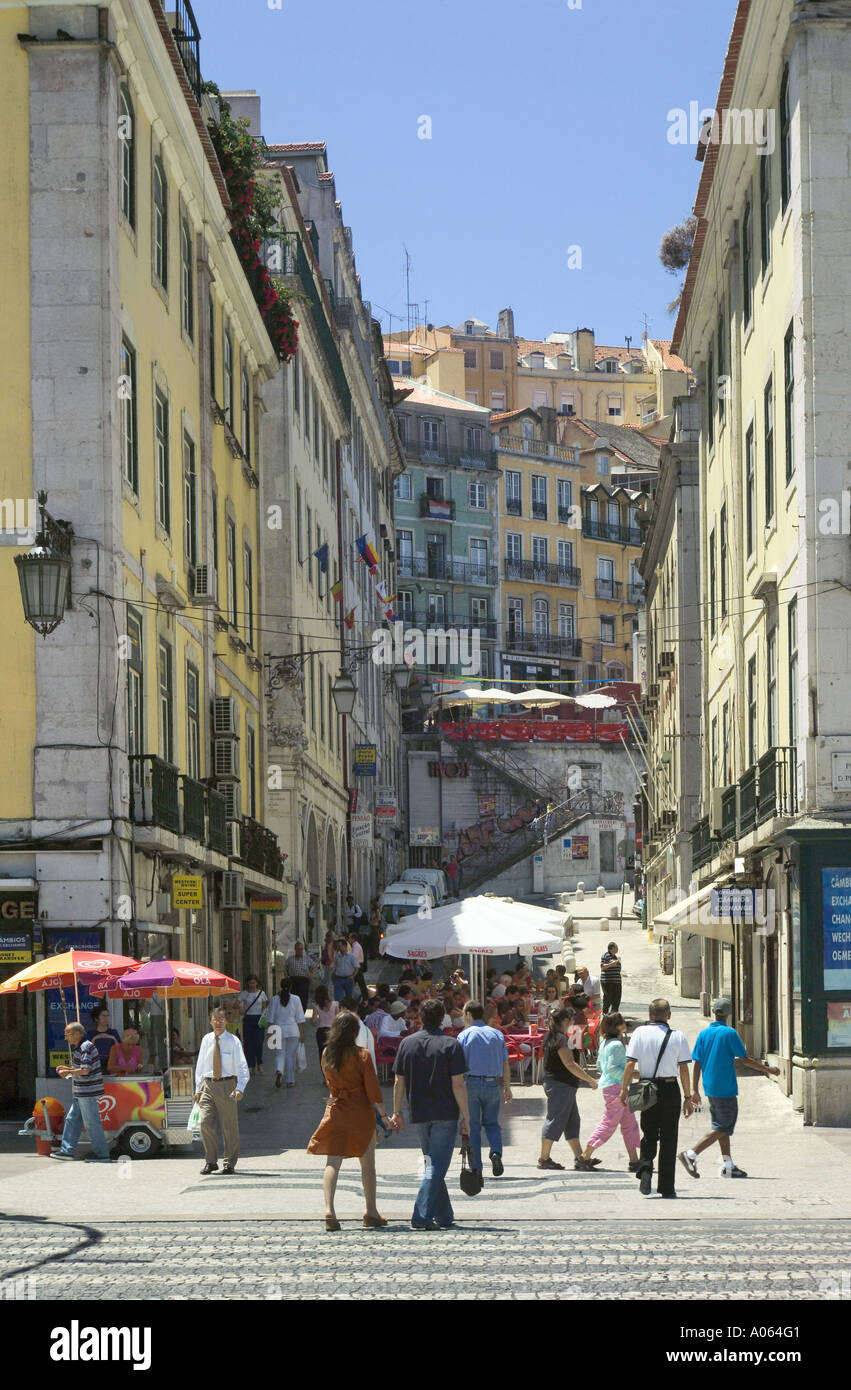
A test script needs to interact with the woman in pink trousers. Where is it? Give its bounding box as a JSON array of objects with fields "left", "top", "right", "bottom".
[{"left": 580, "top": 1013, "right": 641, "bottom": 1170}]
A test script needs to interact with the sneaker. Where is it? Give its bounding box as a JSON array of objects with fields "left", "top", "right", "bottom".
[
  {"left": 678, "top": 1150, "right": 700, "bottom": 1179},
  {"left": 721, "top": 1163, "right": 748, "bottom": 1178},
  {"left": 537, "top": 1157, "right": 565, "bottom": 1171},
  {"left": 490, "top": 1152, "right": 504, "bottom": 1177},
  {"left": 50, "top": 1151, "right": 75, "bottom": 1161},
  {"left": 639, "top": 1169, "right": 652, "bottom": 1195}
]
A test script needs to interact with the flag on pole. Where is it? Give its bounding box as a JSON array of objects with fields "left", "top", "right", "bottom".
[
  {"left": 344, "top": 607, "right": 356, "bottom": 630},
  {"left": 375, "top": 581, "right": 397, "bottom": 604},
  {"left": 384, "top": 605, "right": 396, "bottom": 621},
  {"left": 313, "top": 542, "right": 329, "bottom": 573},
  {"left": 331, "top": 580, "right": 343, "bottom": 602},
  {"left": 355, "top": 535, "right": 380, "bottom": 572}
]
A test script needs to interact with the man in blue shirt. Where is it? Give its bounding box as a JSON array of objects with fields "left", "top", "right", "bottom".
[
  {"left": 392, "top": 999, "right": 470, "bottom": 1230},
  {"left": 52, "top": 1022, "right": 111, "bottom": 1162},
  {"left": 679, "top": 997, "right": 780, "bottom": 1180},
  {"left": 457, "top": 1001, "right": 512, "bottom": 1178}
]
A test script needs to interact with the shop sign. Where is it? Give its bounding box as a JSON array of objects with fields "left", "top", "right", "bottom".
[
  {"left": 410, "top": 827, "right": 441, "bottom": 846},
  {"left": 0, "top": 894, "right": 37, "bottom": 920},
  {"left": 44, "top": 928, "right": 104, "bottom": 1076},
  {"left": 831, "top": 753, "right": 851, "bottom": 792},
  {"left": 0, "top": 929, "right": 32, "bottom": 964},
  {"left": 351, "top": 813, "right": 373, "bottom": 846},
  {"left": 822, "top": 867, "right": 851, "bottom": 990},
  {"left": 827, "top": 1002, "right": 851, "bottom": 1048},
  {"left": 375, "top": 786, "right": 397, "bottom": 822},
  {"left": 171, "top": 875, "right": 204, "bottom": 909},
  {"left": 354, "top": 744, "right": 377, "bottom": 776},
  {"left": 252, "top": 897, "right": 284, "bottom": 912}
]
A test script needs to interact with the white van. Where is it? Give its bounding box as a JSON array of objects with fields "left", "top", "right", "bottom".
[
  {"left": 400, "top": 867, "right": 448, "bottom": 905},
  {"left": 379, "top": 881, "right": 434, "bottom": 925}
]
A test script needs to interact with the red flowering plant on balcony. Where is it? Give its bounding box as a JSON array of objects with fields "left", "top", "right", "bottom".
[{"left": 203, "top": 83, "right": 299, "bottom": 363}]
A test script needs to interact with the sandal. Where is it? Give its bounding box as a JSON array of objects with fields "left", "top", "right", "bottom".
[
  {"left": 324, "top": 1217, "right": 341, "bottom": 1231},
  {"left": 537, "top": 1157, "right": 565, "bottom": 1171},
  {"left": 362, "top": 1214, "right": 388, "bottom": 1228}
]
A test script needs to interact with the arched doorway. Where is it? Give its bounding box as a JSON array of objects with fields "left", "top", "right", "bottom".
[
  {"left": 325, "top": 823, "right": 339, "bottom": 934},
  {"left": 304, "top": 809, "right": 321, "bottom": 947}
]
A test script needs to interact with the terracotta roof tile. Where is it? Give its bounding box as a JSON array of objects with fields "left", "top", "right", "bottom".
[
  {"left": 265, "top": 141, "right": 327, "bottom": 153},
  {"left": 650, "top": 339, "right": 690, "bottom": 373}
]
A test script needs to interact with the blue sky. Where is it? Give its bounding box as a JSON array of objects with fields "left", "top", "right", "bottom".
[{"left": 195, "top": 0, "right": 738, "bottom": 348}]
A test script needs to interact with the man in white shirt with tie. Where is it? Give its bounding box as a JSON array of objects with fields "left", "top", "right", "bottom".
[{"left": 194, "top": 1008, "right": 250, "bottom": 1175}]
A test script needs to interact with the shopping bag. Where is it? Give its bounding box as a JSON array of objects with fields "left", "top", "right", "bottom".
[
  {"left": 296, "top": 1042, "right": 308, "bottom": 1072},
  {"left": 187, "top": 1102, "right": 201, "bottom": 1132},
  {"left": 459, "top": 1143, "right": 483, "bottom": 1196}
]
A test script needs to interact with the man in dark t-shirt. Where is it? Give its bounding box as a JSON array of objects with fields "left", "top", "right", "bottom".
[
  {"left": 600, "top": 942, "right": 622, "bottom": 1013},
  {"left": 392, "top": 999, "right": 471, "bottom": 1229}
]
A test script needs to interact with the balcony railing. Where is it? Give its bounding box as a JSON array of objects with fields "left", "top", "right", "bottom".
[
  {"left": 130, "top": 755, "right": 180, "bottom": 834},
  {"left": 738, "top": 765, "right": 758, "bottom": 835},
  {"left": 627, "top": 584, "right": 645, "bottom": 604},
  {"left": 720, "top": 785, "right": 738, "bottom": 840},
  {"left": 398, "top": 556, "right": 497, "bottom": 586},
  {"left": 170, "top": 0, "right": 202, "bottom": 105},
  {"left": 583, "top": 518, "right": 642, "bottom": 546},
  {"left": 419, "top": 494, "right": 456, "bottom": 520},
  {"left": 595, "top": 578, "right": 623, "bottom": 600},
  {"left": 496, "top": 435, "right": 578, "bottom": 463},
  {"left": 557, "top": 506, "right": 575, "bottom": 524},
  {"left": 757, "top": 746, "right": 798, "bottom": 824},
  {"left": 402, "top": 440, "right": 498, "bottom": 471},
  {"left": 531, "top": 501, "right": 548, "bottom": 519},
  {"left": 207, "top": 787, "right": 228, "bottom": 854},
  {"left": 239, "top": 816, "right": 286, "bottom": 880},
  {"left": 180, "top": 774, "right": 207, "bottom": 842},
  {"left": 691, "top": 815, "right": 712, "bottom": 869},
  {"left": 504, "top": 558, "right": 581, "bottom": 588},
  {"left": 280, "top": 238, "right": 351, "bottom": 417},
  {"left": 505, "top": 630, "right": 582, "bottom": 658},
  {"left": 506, "top": 498, "right": 522, "bottom": 516}
]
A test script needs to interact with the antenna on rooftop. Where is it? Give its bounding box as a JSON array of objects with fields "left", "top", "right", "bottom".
[{"left": 403, "top": 245, "right": 412, "bottom": 338}]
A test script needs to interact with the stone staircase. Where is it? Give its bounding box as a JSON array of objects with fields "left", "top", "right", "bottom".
[{"left": 457, "top": 790, "right": 622, "bottom": 893}]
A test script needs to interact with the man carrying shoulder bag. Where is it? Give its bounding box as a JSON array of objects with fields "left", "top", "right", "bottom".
[{"left": 620, "top": 998, "right": 693, "bottom": 1199}]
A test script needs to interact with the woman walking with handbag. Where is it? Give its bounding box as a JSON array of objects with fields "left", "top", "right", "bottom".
[
  {"left": 579, "top": 1013, "right": 641, "bottom": 1171},
  {"left": 266, "top": 978, "right": 306, "bottom": 1090},
  {"left": 537, "top": 1007, "right": 599, "bottom": 1172},
  {"left": 307, "top": 1011, "right": 398, "bottom": 1230},
  {"left": 238, "top": 975, "right": 268, "bottom": 1077}
]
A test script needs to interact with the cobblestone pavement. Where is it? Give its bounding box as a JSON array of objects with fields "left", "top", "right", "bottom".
[{"left": 0, "top": 1218, "right": 848, "bottom": 1300}]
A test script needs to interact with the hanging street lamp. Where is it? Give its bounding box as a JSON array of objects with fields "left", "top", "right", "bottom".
[{"left": 14, "top": 491, "right": 74, "bottom": 636}]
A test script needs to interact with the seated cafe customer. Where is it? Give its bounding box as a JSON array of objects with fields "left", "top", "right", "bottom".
[{"left": 107, "top": 1028, "right": 144, "bottom": 1075}]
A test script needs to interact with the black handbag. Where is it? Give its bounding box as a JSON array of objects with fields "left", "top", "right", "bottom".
[
  {"left": 627, "top": 1027, "right": 672, "bottom": 1113},
  {"left": 459, "top": 1143, "right": 483, "bottom": 1196}
]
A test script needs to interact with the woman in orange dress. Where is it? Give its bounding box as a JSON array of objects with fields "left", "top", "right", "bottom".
[{"left": 307, "top": 1011, "right": 398, "bottom": 1231}]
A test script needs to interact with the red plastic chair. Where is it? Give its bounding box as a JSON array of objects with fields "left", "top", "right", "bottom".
[{"left": 374, "top": 1036, "right": 401, "bottom": 1082}]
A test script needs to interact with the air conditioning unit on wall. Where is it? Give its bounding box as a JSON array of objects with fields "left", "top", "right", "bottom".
[
  {"left": 225, "top": 822, "right": 242, "bottom": 859},
  {"left": 214, "top": 739, "right": 239, "bottom": 779},
  {"left": 213, "top": 696, "right": 239, "bottom": 736}
]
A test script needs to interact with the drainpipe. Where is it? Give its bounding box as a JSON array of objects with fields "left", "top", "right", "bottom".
[{"left": 336, "top": 440, "right": 352, "bottom": 888}]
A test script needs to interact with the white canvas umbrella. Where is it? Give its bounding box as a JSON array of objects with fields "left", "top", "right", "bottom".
[{"left": 381, "top": 895, "right": 562, "bottom": 1000}]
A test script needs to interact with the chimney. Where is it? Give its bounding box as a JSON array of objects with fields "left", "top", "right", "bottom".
[
  {"left": 220, "top": 90, "right": 262, "bottom": 137},
  {"left": 497, "top": 308, "right": 515, "bottom": 340}
]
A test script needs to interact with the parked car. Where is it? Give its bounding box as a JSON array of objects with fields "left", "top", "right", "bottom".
[
  {"left": 379, "top": 881, "right": 435, "bottom": 925},
  {"left": 400, "top": 867, "right": 448, "bottom": 905}
]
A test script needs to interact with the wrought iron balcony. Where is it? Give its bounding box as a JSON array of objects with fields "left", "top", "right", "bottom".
[
  {"left": 240, "top": 816, "right": 286, "bottom": 880},
  {"left": 400, "top": 613, "right": 497, "bottom": 641},
  {"left": 531, "top": 501, "right": 548, "bottom": 520},
  {"left": 627, "top": 583, "right": 645, "bottom": 604},
  {"left": 504, "top": 558, "right": 581, "bottom": 587},
  {"left": 402, "top": 440, "right": 498, "bottom": 471},
  {"left": 130, "top": 755, "right": 180, "bottom": 834},
  {"left": 180, "top": 774, "right": 207, "bottom": 842},
  {"left": 738, "top": 765, "right": 758, "bottom": 835},
  {"left": 595, "top": 578, "right": 623, "bottom": 600},
  {"left": 398, "top": 555, "right": 497, "bottom": 586},
  {"left": 690, "top": 815, "right": 712, "bottom": 869},
  {"left": 170, "top": 0, "right": 202, "bottom": 105},
  {"left": 207, "top": 787, "right": 228, "bottom": 854},
  {"left": 757, "top": 746, "right": 798, "bottom": 824},
  {"left": 506, "top": 498, "right": 522, "bottom": 516},
  {"left": 720, "top": 785, "right": 738, "bottom": 840},
  {"left": 504, "top": 630, "right": 582, "bottom": 658},
  {"left": 583, "top": 518, "right": 642, "bottom": 546},
  {"left": 557, "top": 506, "right": 575, "bottom": 524}
]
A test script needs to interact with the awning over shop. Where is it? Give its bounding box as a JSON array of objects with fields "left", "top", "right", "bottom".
[{"left": 653, "top": 884, "right": 735, "bottom": 944}]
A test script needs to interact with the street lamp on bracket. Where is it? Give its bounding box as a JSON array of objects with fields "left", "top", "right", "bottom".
[
  {"left": 263, "top": 644, "right": 378, "bottom": 712},
  {"left": 14, "top": 490, "right": 74, "bottom": 636}
]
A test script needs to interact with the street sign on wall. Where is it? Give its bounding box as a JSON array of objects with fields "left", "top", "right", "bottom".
[
  {"left": 351, "top": 813, "right": 373, "bottom": 846},
  {"left": 354, "top": 744, "right": 377, "bottom": 776}
]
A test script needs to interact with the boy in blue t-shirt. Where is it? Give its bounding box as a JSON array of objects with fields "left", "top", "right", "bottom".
[{"left": 678, "top": 997, "right": 779, "bottom": 1179}]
